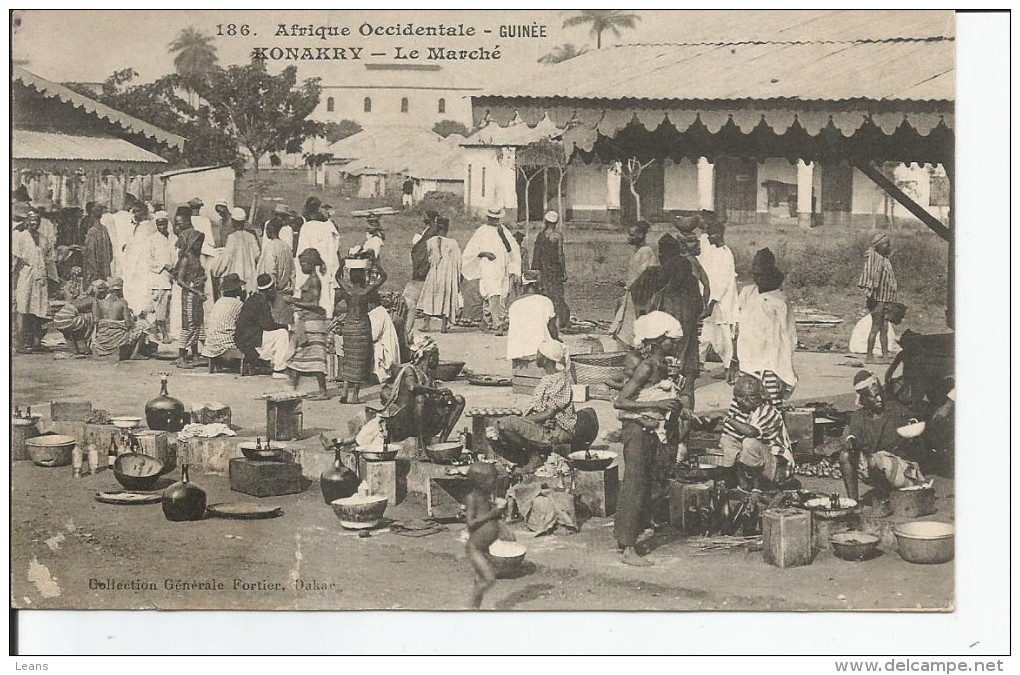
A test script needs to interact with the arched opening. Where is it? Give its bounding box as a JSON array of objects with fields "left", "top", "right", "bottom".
[
  {"left": 364, "top": 97, "right": 372, "bottom": 113},
  {"left": 401, "top": 97, "right": 409, "bottom": 113},
  {"left": 326, "top": 97, "right": 335, "bottom": 112},
  {"left": 438, "top": 98, "right": 446, "bottom": 114}
]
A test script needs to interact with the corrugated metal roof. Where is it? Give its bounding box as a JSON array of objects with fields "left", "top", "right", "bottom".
[
  {"left": 461, "top": 117, "right": 562, "bottom": 147},
  {"left": 325, "top": 126, "right": 445, "bottom": 160},
  {"left": 13, "top": 129, "right": 168, "bottom": 164},
  {"left": 13, "top": 67, "right": 186, "bottom": 150},
  {"left": 485, "top": 13, "right": 954, "bottom": 104}
]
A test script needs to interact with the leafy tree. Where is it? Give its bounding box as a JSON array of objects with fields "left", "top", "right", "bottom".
[
  {"left": 65, "top": 69, "right": 241, "bottom": 171},
  {"left": 200, "top": 59, "right": 322, "bottom": 219},
  {"left": 432, "top": 119, "right": 470, "bottom": 138},
  {"left": 562, "top": 10, "right": 641, "bottom": 49},
  {"left": 323, "top": 119, "right": 362, "bottom": 144},
  {"left": 168, "top": 27, "right": 218, "bottom": 97},
  {"left": 538, "top": 43, "right": 589, "bottom": 64}
]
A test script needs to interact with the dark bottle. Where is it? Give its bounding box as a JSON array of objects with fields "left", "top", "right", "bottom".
[
  {"left": 161, "top": 463, "right": 207, "bottom": 522},
  {"left": 145, "top": 375, "right": 187, "bottom": 432},
  {"left": 320, "top": 444, "right": 360, "bottom": 505},
  {"left": 830, "top": 492, "right": 842, "bottom": 510}
]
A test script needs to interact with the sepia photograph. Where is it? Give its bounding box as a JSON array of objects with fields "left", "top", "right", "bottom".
[{"left": 10, "top": 9, "right": 966, "bottom": 622}]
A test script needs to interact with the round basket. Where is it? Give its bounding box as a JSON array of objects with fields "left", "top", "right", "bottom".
[{"left": 571, "top": 351, "right": 629, "bottom": 385}]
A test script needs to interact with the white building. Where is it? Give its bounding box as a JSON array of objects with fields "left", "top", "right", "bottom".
[{"left": 312, "top": 63, "right": 480, "bottom": 130}]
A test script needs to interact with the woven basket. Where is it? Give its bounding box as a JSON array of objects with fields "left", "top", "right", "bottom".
[{"left": 571, "top": 351, "right": 629, "bottom": 385}]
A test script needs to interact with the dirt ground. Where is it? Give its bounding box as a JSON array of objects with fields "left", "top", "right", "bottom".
[{"left": 11, "top": 328, "right": 954, "bottom": 612}]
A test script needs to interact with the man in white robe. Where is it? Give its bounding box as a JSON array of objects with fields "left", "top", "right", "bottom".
[
  {"left": 123, "top": 203, "right": 156, "bottom": 315},
  {"left": 697, "top": 220, "right": 739, "bottom": 367},
  {"left": 460, "top": 207, "right": 521, "bottom": 333},
  {"left": 293, "top": 211, "right": 341, "bottom": 316},
  {"left": 109, "top": 196, "right": 139, "bottom": 278},
  {"left": 187, "top": 197, "right": 221, "bottom": 318}
]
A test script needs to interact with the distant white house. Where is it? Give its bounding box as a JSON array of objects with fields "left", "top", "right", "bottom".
[{"left": 313, "top": 63, "right": 480, "bottom": 130}]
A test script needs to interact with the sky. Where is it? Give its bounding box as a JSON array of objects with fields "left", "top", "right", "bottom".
[{"left": 12, "top": 9, "right": 649, "bottom": 84}]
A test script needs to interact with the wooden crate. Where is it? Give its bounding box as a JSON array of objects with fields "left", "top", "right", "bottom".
[
  {"left": 356, "top": 457, "right": 404, "bottom": 505},
  {"left": 132, "top": 430, "right": 177, "bottom": 474},
  {"left": 762, "top": 507, "right": 816, "bottom": 568},
  {"left": 572, "top": 465, "right": 619, "bottom": 517},
  {"left": 50, "top": 401, "right": 92, "bottom": 422},
  {"left": 668, "top": 479, "right": 713, "bottom": 533},
  {"left": 229, "top": 458, "right": 304, "bottom": 497}
]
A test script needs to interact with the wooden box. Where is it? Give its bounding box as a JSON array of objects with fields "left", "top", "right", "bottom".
[
  {"left": 50, "top": 401, "right": 92, "bottom": 422},
  {"left": 762, "top": 507, "right": 816, "bottom": 568},
  {"left": 356, "top": 457, "right": 404, "bottom": 505},
  {"left": 132, "top": 430, "right": 177, "bottom": 474},
  {"left": 784, "top": 408, "right": 821, "bottom": 457},
  {"left": 572, "top": 465, "right": 619, "bottom": 517},
  {"left": 266, "top": 398, "right": 303, "bottom": 441},
  {"left": 229, "top": 457, "right": 304, "bottom": 497},
  {"left": 83, "top": 424, "right": 118, "bottom": 466},
  {"left": 512, "top": 359, "right": 544, "bottom": 396},
  {"left": 180, "top": 436, "right": 241, "bottom": 473},
  {"left": 428, "top": 476, "right": 470, "bottom": 520},
  {"left": 668, "top": 479, "right": 714, "bottom": 533}
]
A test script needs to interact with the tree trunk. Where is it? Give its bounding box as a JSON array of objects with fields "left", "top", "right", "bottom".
[
  {"left": 249, "top": 152, "right": 262, "bottom": 226},
  {"left": 557, "top": 170, "right": 565, "bottom": 223},
  {"left": 522, "top": 176, "right": 532, "bottom": 224},
  {"left": 628, "top": 178, "right": 641, "bottom": 220},
  {"left": 542, "top": 168, "right": 549, "bottom": 214},
  {"left": 597, "top": 31, "right": 602, "bottom": 49}
]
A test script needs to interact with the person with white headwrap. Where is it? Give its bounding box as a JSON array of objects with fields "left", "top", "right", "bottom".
[
  {"left": 492, "top": 339, "right": 576, "bottom": 475},
  {"left": 146, "top": 211, "right": 176, "bottom": 343},
  {"left": 817, "top": 370, "right": 925, "bottom": 503},
  {"left": 460, "top": 207, "right": 521, "bottom": 333},
  {"left": 613, "top": 311, "right": 686, "bottom": 566}
]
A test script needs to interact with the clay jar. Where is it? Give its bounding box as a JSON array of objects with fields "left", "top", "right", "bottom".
[
  {"left": 320, "top": 446, "right": 360, "bottom": 504},
  {"left": 145, "top": 375, "right": 187, "bottom": 432},
  {"left": 162, "top": 464, "right": 207, "bottom": 522}
]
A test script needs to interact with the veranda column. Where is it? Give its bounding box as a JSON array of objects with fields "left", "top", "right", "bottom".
[
  {"left": 697, "top": 157, "right": 715, "bottom": 212},
  {"left": 797, "top": 159, "right": 814, "bottom": 228}
]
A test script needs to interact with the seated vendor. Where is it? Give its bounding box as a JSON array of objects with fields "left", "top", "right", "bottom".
[
  {"left": 91, "top": 277, "right": 152, "bottom": 360},
  {"left": 53, "top": 276, "right": 100, "bottom": 356},
  {"left": 493, "top": 339, "right": 575, "bottom": 475},
  {"left": 201, "top": 272, "right": 245, "bottom": 367},
  {"left": 505, "top": 270, "right": 558, "bottom": 368},
  {"left": 819, "top": 370, "right": 925, "bottom": 503},
  {"left": 377, "top": 334, "right": 465, "bottom": 453},
  {"left": 720, "top": 375, "right": 794, "bottom": 490}
]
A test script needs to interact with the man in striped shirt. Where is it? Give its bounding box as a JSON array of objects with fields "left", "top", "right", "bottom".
[
  {"left": 858, "top": 233, "right": 898, "bottom": 363},
  {"left": 720, "top": 375, "right": 794, "bottom": 490}
]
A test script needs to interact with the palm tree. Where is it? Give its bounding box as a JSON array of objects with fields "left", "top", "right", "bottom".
[
  {"left": 168, "top": 27, "right": 218, "bottom": 100},
  {"left": 538, "top": 43, "right": 589, "bottom": 64},
  {"left": 562, "top": 10, "right": 641, "bottom": 49}
]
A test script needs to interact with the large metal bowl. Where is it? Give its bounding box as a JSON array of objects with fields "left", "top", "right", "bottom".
[
  {"left": 330, "top": 495, "right": 388, "bottom": 529},
  {"left": 830, "top": 532, "right": 880, "bottom": 561},
  {"left": 894, "top": 521, "right": 955, "bottom": 564},
  {"left": 26, "top": 434, "right": 76, "bottom": 467},
  {"left": 239, "top": 441, "right": 288, "bottom": 462},
  {"left": 487, "top": 540, "right": 527, "bottom": 578},
  {"left": 113, "top": 452, "right": 164, "bottom": 491},
  {"left": 356, "top": 446, "right": 399, "bottom": 462},
  {"left": 435, "top": 361, "right": 466, "bottom": 381},
  {"left": 110, "top": 416, "right": 143, "bottom": 430},
  {"left": 425, "top": 441, "right": 464, "bottom": 464},
  {"left": 568, "top": 450, "right": 617, "bottom": 472}
]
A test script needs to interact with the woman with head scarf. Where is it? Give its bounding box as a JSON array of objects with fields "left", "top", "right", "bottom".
[
  {"left": 613, "top": 311, "right": 685, "bottom": 566},
  {"left": 609, "top": 221, "right": 656, "bottom": 348},
  {"left": 492, "top": 339, "right": 576, "bottom": 475},
  {"left": 52, "top": 276, "right": 101, "bottom": 356},
  {"left": 727, "top": 248, "right": 798, "bottom": 405},
  {"left": 173, "top": 228, "right": 207, "bottom": 367},
  {"left": 285, "top": 248, "right": 331, "bottom": 399},
  {"left": 334, "top": 257, "right": 389, "bottom": 404}
]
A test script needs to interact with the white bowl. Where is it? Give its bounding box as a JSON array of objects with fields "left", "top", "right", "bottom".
[
  {"left": 331, "top": 495, "right": 388, "bottom": 529},
  {"left": 897, "top": 420, "right": 926, "bottom": 438},
  {"left": 111, "top": 416, "right": 142, "bottom": 430}
]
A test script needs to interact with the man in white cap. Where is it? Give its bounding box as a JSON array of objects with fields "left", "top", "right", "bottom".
[
  {"left": 146, "top": 211, "right": 176, "bottom": 342},
  {"left": 122, "top": 201, "right": 155, "bottom": 315},
  {"left": 532, "top": 210, "right": 570, "bottom": 329},
  {"left": 186, "top": 196, "right": 221, "bottom": 315},
  {"left": 236, "top": 273, "right": 293, "bottom": 376},
  {"left": 460, "top": 207, "right": 521, "bottom": 334},
  {"left": 211, "top": 199, "right": 231, "bottom": 248},
  {"left": 506, "top": 270, "right": 558, "bottom": 366},
  {"left": 211, "top": 207, "right": 260, "bottom": 294}
]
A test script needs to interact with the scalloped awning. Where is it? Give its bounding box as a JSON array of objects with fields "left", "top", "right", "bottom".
[{"left": 14, "top": 67, "right": 185, "bottom": 151}]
